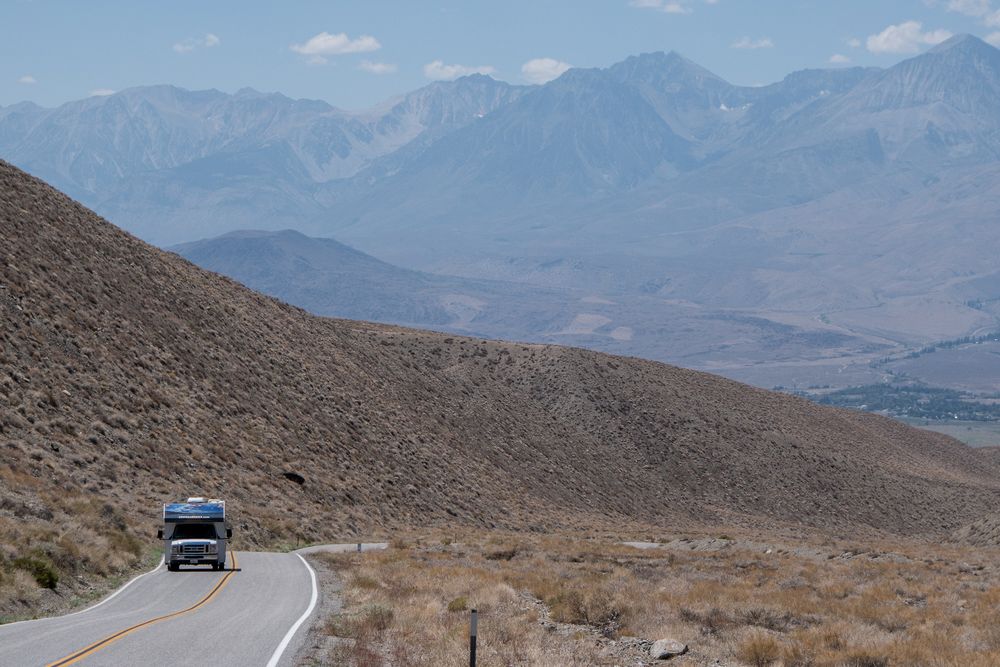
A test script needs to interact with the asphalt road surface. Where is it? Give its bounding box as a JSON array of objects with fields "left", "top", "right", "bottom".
[{"left": 0, "top": 544, "right": 387, "bottom": 666}]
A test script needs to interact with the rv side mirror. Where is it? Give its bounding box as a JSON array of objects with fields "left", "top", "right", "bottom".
[
  {"left": 157, "top": 529, "right": 163, "bottom": 540},
  {"left": 226, "top": 528, "right": 232, "bottom": 539}
]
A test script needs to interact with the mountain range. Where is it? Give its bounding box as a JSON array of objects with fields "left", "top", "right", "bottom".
[{"left": 5, "top": 34, "right": 1000, "bottom": 390}]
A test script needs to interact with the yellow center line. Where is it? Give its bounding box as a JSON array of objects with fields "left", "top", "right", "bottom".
[{"left": 46, "top": 552, "right": 240, "bottom": 667}]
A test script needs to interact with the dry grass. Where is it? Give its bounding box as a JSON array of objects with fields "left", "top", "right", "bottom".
[
  {"left": 0, "top": 466, "right": 151, "bottom": 620},
  {"left": 310, "top": 529, "right": 1000, "bottom": 666}
]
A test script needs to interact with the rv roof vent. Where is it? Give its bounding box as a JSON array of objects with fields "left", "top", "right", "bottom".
[{"left": 186, "top": 497, "right": 207, "bottom": 503}]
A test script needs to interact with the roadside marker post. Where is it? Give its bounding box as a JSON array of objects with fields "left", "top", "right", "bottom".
[
  {"left": 357, "top": 542, "right": 362, "bottom": 553},
  {"left": 469, "top": 608, "right": 478, "bottom": 667}
]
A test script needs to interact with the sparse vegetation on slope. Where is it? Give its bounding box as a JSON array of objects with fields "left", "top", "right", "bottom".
[
  {"left": 305, "top": 531, "right": 1000, "bottom": 666},
  {"left": 3, "top": 160, "right": 1000, "bottom": 618}
]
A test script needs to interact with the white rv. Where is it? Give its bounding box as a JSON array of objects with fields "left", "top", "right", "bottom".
[{"left": 159, "top": 497, "right": 232, "bottom": 571}]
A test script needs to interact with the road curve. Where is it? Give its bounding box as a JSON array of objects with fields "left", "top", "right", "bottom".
[{"left": 0, "top": 544, "right": 387, "bottom": 667}]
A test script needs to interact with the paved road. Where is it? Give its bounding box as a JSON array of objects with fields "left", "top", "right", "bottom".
[{"left": 0, "top": 544, "right": 387, "bottom": 667}]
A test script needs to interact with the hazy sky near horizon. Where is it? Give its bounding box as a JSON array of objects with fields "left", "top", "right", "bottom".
[{"left": 3, "top": 0, "right": 1000, "bottom": 110}]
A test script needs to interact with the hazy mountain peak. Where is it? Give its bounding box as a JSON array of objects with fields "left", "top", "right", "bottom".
[
  {"left": 234, "top": 86, "right": 266, "bottom": 97},
  {"left": 215, "top": 228, "right": 308, "bottom": 240},
  {"left": 610, "top": 50, "right": 730, "bottom": 88},
  {"left": 0, "top": 100, "right": 44, "bottom": 113},
  {"left": 928, "top": 33, "right": 994, "bottom": 54},
  {"left": 231, "top": 86, "right": 298, "bottom": 104},
  {"left": 855, "top": 30, "right": 1000, "bottom": 114},
  {"left": 452, "top": 72, "right": 499, "bottom": 84}
]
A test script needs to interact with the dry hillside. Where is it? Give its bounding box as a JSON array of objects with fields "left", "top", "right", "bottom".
[{"left": 2, "top": 159, "right": 1000, "bottom": 613}]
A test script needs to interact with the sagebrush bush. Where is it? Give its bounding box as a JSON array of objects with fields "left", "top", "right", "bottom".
[
  {"left": 358, "top": 604, "right": 394, "bottom": 637},
  {"left": 11, "top": 556, "right": 58, "bottom": 589},
  {"left": 737, "top": 633, "right": 781, "bottom": 667}
]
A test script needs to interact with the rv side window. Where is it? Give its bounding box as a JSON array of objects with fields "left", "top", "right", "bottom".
[{"left": 171, "top": 524, "right": 217, "bottom": 539}]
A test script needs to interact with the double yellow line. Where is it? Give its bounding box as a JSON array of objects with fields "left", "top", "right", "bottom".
[{"left": 46, "top": 552, "right": 240, "bottom": 667}]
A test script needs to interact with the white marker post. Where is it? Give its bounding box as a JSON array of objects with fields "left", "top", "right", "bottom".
[{"left": 469, "top": 608, "right": 478, "bottom": 667}]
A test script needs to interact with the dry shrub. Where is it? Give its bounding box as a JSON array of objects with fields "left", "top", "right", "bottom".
[
  {"left": 549, "top": 587, "right": 623, "bottom": 635},
  {"left": 484, "top": 547, "right": 518, "bottom": 561},
  {"left": 0, "top": 569, "right": 42, "bottom": 609},
  {"left": 780, "top": 643, "right": 813, "bottom": 667},
  {"left": 679, "top": 606, "right": 731, "bottom": 635},
  {"left": 738, "top": 632, "right": 781, "bottom": 666},
  {"left": 357, "top": 604, "right": 394, "bottom": 638},
  {"left": 843, "top": 652, "right": 888, "bottom": 667},
  {"left": 323, "top": 613, "right": 354, "bottom": 637},
  {"left": 739, "top": 607, "right": 801, "bottom": 632}
]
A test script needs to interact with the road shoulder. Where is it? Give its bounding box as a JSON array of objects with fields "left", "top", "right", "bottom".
[{"left": 288, "top": 552, "right": 346, "bottom": 665}]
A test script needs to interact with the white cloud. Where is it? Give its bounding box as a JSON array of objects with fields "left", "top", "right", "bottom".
[
  {"left": 89, "top": 88, "right": 115, "bottom": 97},
  {"left": 829, "top": 53, "right": 851, "bottom": 64},
  {"left": 731, "top": 36, "right": 774, "bottom": 49},
  {"left": 847, "top": 37, "right": 862, "bottom": 48},
  {"left": 290, "top": 32, "right": 380, "bottom": 64},
  {"left": 987, "top": 31, "right": 1000, "bottom": 45},
  {"left": 629, "top": 0, "right": 693, "bottom": 14},
  {"left": 946, "top": 0, "right": 992, "bottom": 16},
  {"left": 17, "top": 75, "right": 36, "bottom": 84},
  {"left": 173, "top": 33, "right": 221, "bottom": 54},
  {"left": 521, "top": 58, "right": 572, "bottom": 84},
  {"left": 359, "top": 61, "right": 397, "bottom": 75},
  {"left": 663, "top": 2, "right": 693, "bottom": 12},
  {"left": 987, "top": 9, "right": 1000, "bottom": 26},
  {"left": 423, "top": 60, "right": 495, "bottom": 81},
  {"left": 866, "top": 21, "right": 952, "bottom": 54}
]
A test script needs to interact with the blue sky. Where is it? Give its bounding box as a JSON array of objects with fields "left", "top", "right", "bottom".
[{"left": 3, "top": 0, "right": 1000, "bottom": 110}]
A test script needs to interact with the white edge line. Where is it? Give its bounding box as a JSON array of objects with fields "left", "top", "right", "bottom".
[
  {"left": 0, "top": 556, "right": 164, "bottom": 629},
  {"left": 265, "top": 553, "right": 319, "bottom": 667}
]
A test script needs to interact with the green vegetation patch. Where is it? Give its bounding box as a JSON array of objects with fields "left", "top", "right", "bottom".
[
  {"left": 11, "top": 556, "right": 59, "bottom": 589},
  {"left": 815, "top": 384, "right": 1000, "bottom": 422}
]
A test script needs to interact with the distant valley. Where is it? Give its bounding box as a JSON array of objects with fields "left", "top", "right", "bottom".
[{"left": 171, "top": 229, "right": 877, "bottom": 371}]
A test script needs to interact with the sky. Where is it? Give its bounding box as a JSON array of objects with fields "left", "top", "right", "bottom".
[{"left": 3, "top": 0, "right": 1000, "bottom": 111}]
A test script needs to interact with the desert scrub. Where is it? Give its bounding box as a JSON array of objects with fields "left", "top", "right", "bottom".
[
  {"left": 311, "top": 546, "right": 603, "bottom": 666},
  {"left": 0, "top": 480, "right": 153, "bottom": 619},
  {"left": 737, "top": 633, "right": 781, "bottom": 666},
  {"left": 306, "top": 529, "right": 1000, "bottom": 667}
]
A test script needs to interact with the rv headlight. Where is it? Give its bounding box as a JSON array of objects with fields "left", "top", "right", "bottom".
[
  {"left": 170, "top": 544, "right": 180, "bottom": 554},
  {"left": 207, "top": 543, "right": 218, "bottom": 554}
]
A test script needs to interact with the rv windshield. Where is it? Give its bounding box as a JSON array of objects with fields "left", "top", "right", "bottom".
[{"left": 171, "top": 523, "right": 217, "bottom": 539}]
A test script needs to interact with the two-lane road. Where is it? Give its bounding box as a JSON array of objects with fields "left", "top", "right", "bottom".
[{"left": 0, "top": 544, "right": 387, "bottom": 666}]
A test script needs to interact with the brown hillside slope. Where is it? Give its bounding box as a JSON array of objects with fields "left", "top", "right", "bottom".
[{"left": 2, "top": 159, "right": 1000, "bottom": 574}]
